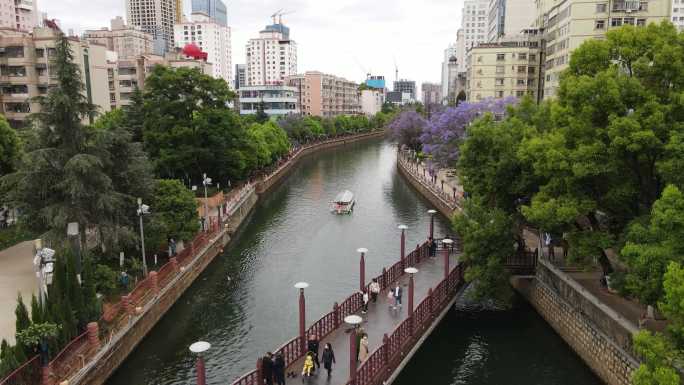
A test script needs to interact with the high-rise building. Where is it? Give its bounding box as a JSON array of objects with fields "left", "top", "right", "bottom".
[
  {"left": 465, "top": 29, "right": 543, "bottom": 102},
  {"left": 540, "top": 0, "right": 671, "bottom": 98},
  {"left": 0, "top": 0, "right": 38, "bottom": 31},
  {"left": 126, "top": 0, "right": 178, "bottom": 53},
  {"left": 246, "top": 21, "right": 297, "bottom": 86},
  {"left": 421, "top": 83, "right": 442, "bottom": 106},
  {"left": 191, "top": 0, "right": 227, "bottom": 25},
  {"left": 287, "top": 71, "right": 360, "bottom": 117},
  {"left": 0, "top": 26, "right": 110, "bottom": 127},
  {"left": 360, "top": 89, "right": 385, "bottom": 116},
  {"left": 487, "top": 0, "right": 537, "bottom": 42},
  {"left": 441, "top": 43, "right": 458, "bottom": 102},
  {"left": 365, "top": 75, "right": 386, "bottom": 89},
  {"left": 175, "top": 0, "right": 183, "bottom": 22},
  {"left": 83, "top": 16, "right": 154, "bottom": 59},
  {"left": 174, "top": 12, "right": 232, "bottom": 85},
  {"left": 234, "top": 63, "right": 246, "bottom": 89},
  {"left": 461, "top": 0, "right": 490, "bottom": 50},
  {"left": 393, "top": 80, "right": 416, "bottom": 101},
  {"left": 673, "top": 0, "right": 684, "bottom": 30}
]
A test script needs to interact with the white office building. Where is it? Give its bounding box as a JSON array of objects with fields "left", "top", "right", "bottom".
[
  {"left": 174, "top": 12, "right": 232, "bottom": 85},
  {"left": 487, "top": 0, "right": 537, "bottom": 42},
  {"left": 673, "top": 0, "right": 684, "bottom": 30},
  {"left": 126, "top": 0, "right": 178, "bottom": 53},
  {"left": 238, "top": 85, "right": 299, "bottom": 116},
  {"left": 245, "top": 21, "right": 297, "bottom": 86}
]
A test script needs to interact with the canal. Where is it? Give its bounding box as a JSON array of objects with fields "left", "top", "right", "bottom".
[{"left": 107, "top": 138, "right": 601, "bottom": 385}]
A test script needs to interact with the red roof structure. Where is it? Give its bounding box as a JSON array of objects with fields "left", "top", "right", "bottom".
[{"left": 182, "top": 43, "right": 208, "bottom": 61}]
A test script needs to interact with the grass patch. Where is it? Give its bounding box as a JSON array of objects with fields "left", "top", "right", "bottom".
[{"left": 0, "top": 225, "right": 38, "bottom": 251}]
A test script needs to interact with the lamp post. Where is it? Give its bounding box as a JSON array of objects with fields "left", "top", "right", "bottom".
[
  {"left": 398, "top": 225, "right": 407, "bottom": 268},
  {"left": 357, "top": 248, "right": 367, "bottom": 291},
  {"left": 404, "top": 267, "right": 418, "bottom": 334},
  {"left": 137, "top": 198, "right": 150, "bottom": 277},
  {"left": 427, "top": 210, "right": 436, "bottom": 239},
  {"left": 345, "top": 314, "right": 363, "bottom": 385},
  {"left": 189, "top": 341, "right": 211, "bottom": 385},
  {"left": 202, "top": 173, "right": 212, "bottom": 231},
  {"left": 442, "top": 239, "right": 453, "bottom": 279},
  {"left": 295, "top": 282, "right": 309, "bottom": 354}
]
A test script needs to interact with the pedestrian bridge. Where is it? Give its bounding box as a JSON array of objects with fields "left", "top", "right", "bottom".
[{"left": 230, "top": 234, "right": 536, "bottom": 385}]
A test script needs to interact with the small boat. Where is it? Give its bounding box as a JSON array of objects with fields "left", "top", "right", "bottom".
[{"left": 330, "top": 190, "right": 355, "bottom": 214}]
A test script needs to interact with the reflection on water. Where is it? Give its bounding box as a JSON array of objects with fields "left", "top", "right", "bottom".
[{"left": 394, "top": 294, "right": 602, "bottom": 385}]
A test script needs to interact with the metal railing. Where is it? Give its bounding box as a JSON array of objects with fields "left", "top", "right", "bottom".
[{"left": 397, "top": 151, "right": 462, "bottom": 211}]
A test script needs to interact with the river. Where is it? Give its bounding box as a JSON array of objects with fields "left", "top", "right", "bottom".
[{"left": 107, "top": 138, "right": 601, "bottom": 385}]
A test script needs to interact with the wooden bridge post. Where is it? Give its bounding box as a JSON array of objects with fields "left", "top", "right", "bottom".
[
  {"left": 382, "top": 334, "right": 390, "bottom": 378},
  {"left": 415, "top": 244, "right": 421, "bottom": 265},
  {"left": 256, "top": 357, "right": 263, "bottom": 385},
  {"left": 427, "top": 288, "right": 433, "bottom": 319},
  {"left": 196, "top": 355, "right": 206, "bottom": 385},
  {"left": 381, "top": 267, "right": 387, "bottom": 290},
  {"left": 428, "top": 209, "right": 436, "bottom": 240},
  {"left": 442, "top": 239, "right": 453, "bottom": 279},
  {"left": 333, "top": 302, "right": 340, "bottom": 328},
  {"left": 358, "top": 248, "right": 367, "bottom": 291},
  {"left": 408, "top": 272, "right": 415, "bottom": 336},
  {"left": 399, "top": 225, "right": 407, "bottom": 270}
]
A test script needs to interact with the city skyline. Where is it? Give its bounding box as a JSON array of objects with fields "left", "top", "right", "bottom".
[{"left": 40, "top": 0, "right": 462, "bottom": 87}]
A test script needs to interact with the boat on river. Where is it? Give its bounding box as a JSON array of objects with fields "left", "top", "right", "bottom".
[{"left": 330, "top": 190, "right": 355, "bottom": 214}]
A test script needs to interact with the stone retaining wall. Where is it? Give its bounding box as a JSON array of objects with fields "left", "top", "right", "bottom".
[
  {"left": 396, "top": 155, "right": 457, "bottom": 219},
  {"left": 514, "top": 259, "right": 640, "bottom": 385}
]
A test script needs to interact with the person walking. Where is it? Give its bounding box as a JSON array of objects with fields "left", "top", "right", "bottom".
[
  {"left": 273, "top": 352, "right": 285, "bottom": 385},
  {"left": 361, "top": 289, "right": 369, "bottom": 314},
  {"left": 321, "top": 343, "right": 336, "bottom": 378},
  {"left": 369, "top": 279, "right": 380, "bottom": 303},
  {"left": 428, "top": 237, "right": 437, "bottom": 257},
  {"left": 358, "top": 335, "right": 369, "bottom": 362},
  {"left": 393, "top": 284, "right": 403, "bottom": 309},
  {"left": 262, "top": 352, "right": 274, "bottom": 385},
  {"left": 307, "top": 334, "right": 320, "bottom": 371}
]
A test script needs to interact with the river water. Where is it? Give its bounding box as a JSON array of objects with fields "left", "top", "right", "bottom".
[{"left": 108, "top": 138, "right": 601, "bottom": 385}]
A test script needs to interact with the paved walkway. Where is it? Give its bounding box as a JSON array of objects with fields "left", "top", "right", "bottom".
[
  {"left": 0, "top": 240, "right": 37, "bottom": 344},
  {"left": 284, "top": 251, "right": 459, "bottom": 385}
]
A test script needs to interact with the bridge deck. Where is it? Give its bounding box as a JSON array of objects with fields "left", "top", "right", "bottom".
[{"left": 285, "top": 252, "right": 459, "bottom": 385}]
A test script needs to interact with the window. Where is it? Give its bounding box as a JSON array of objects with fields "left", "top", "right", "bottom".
[
  {"left": 611, "top": 18, "right": 623, "bottom": 27},
  {"left": 518, "top": 53, "right": 527, "bottom": 60},
  {"left": 595, "top": 19, "right": 606, "bottom": 29},
  {"left": 495, "top": 78, "right": 504, "bottom": 86},
  {"left": 640, "top": 2, "right": 648, "bottom": 10},
  {"left": 636, "top": 18, "right": 646, "bottom": 26},
  {"left": 516, "top": 91, "right": 525, "bottom": 97},
  {"left": 477, "top": 55, "right": 483, "bottom": 62},
  {"left": 528, "top": 66, "right": 536, "bottom": 74},
  {"left": 624, "top": 17, "right": 635, "bottom": 25},
  {"left": 517, "top": 65, "right": 527, "bottom": 73},
  {"left": 496, "top": 65, "right": 505, "bottom": 74},
  {"left": 496, "top": 53, "right": 505, "bottom": 61},
  {"left": 596, "top": 3, "right": 607, "bottom": 12},
  {"left": 529, "top": 53, "right": 536, "bottom": 61},
  {"left": 495, "top": 90, "right": 504, "bottom": 98},
  {"left": 517, "top": 79, "right": 526, "bottom": 85}
]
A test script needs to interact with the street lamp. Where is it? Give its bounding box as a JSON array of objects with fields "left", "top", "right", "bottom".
[
  {"left": 427, "top": 209, "right": 437, "bottom": 239},
  {"left": 404, "top": 267, "right": 418, "bottom": 332},
  {"left": 345, "top": 314, "right": 363, "bottom": 384},
  {"left": 295, "top": 282, "right": 309, "bottom": 354},
  {"left": 137, "top": 198, "right": 150, "bottom": 277},
  {"left": 442, "top": 238, "right": 453, "bottom": 279},
  {"left": 357, "top": 248, "right": 367, "bottom": 291},
  {"left": 202, "top": 173, "right": 212, "bottom": 231},
  {"left": 189, "top": 341, "right": 211, "bottom": 385}
]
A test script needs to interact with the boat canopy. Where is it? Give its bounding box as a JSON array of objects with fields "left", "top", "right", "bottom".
[{"left": 334, "top": 190, "right": 354, "bottom": 204}]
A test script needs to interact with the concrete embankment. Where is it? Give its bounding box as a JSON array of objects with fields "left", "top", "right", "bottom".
[{"left": 72, "top": 131, "right": 386, "bottom": 385}]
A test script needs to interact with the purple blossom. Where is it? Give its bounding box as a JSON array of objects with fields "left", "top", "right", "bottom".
[
  {"left": 388, "top": 110, "right": 427, "bottom": 151},
  {"left": 420, "top": 97, "right": 517, "bottom": 167}
]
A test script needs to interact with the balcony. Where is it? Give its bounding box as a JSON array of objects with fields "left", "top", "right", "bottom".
[{"left": 612, "top": 0, "right": 642, "bottom": 11}]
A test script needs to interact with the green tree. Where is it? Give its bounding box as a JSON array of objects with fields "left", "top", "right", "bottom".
[
  {"left": 14, "top": 294, "right": 31, "bottom": 335},
  {"left": 631, "top": 330, "right": 679, "bottom": 385},
  {"left": 659, "top": 261, "right": 684, "bottom": 346},
  {"left": 0, "top": 115, "right": 21, "bottom": 177},
  {"left": 452, "top": 198, "right": 515, "bottom": 305},
  {"left": 255, "top": 101, "right": 269, "bottom": 124},
  {"left": 140, "top": 66, "right": 251, "bottom": 184},
  {"left": 149, "top": 179, "right": 199, "bottom": 243},
  {"left": 16, "top": 322, "right": 59, "bottom": 357},
  {"left": 30, "top": 294, "right": 43, "bottom": 324}
]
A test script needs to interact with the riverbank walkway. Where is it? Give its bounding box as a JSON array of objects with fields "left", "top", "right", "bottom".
[{"left": 231, "top": 236, "right": 466, "bottom": 385}]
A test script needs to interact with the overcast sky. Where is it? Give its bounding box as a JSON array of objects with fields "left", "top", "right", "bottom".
[{"left": 41, "top": 0, "right": 462, "bottom": 89}]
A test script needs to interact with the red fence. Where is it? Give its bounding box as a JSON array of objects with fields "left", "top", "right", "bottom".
[
  {"left": 0, "top": 355, "right": 40, "bottom": 385},
  {"left": 351, "top": 265, "right": 465, "bottom": 385}
]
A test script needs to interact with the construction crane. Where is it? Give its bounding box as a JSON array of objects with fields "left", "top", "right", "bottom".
[
  {"left": 393, "top": 56, "right": 399, "bottom": 83},
  {"left": 271, "top": 9, "right": 295, "bottom": 24}
]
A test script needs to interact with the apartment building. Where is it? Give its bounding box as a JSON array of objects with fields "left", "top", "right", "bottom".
[
  {"left": 422, "top": 82, "right": 442, "bottom": 105},
  {"left": 393, "top": 79, "right": 416, "bottom": 101},
  {"left": 109, "top": 49, "right": 212, "bottom": 108},
  {"left": 238, "top": 84, "right": 299, "bottom": 116},
  {"left": 287, "top": 71, "right": 360, "bottom": 117},
  {"left": 174, "top": 12, "right": 232, "bottom": 85},
  {"left": 441, "top": 43, "right": 458, "bottom": 100},
  {"left": 466, "top": 29, "right": 544, "bottom": 102},
  {"left": 83, "top": 16, "right": 154, "bottom": 59},
  {"left": 673, "top": 0, "right": 684, "bottom": 29},
  {"left": 245, "top": 21, "right": 297, "bottom": 86},
  {"left": 125, "top": 0, "right": 178, "bottom": 53},
  {"left": 0, "top": 26, "right": 110, "bottom": 127},
  {"left": 541, "top": 0, "right": 670, "bottom": 98},
  {"left": 0, "top": 0, "right": 38, "bottom": 31},
  {"left": 487, "top": 0, "right": 537, "bottom": 41},
  {"left": 234, "top": 63, "right": 245, "bottom": 89},
  {"left": 360, "top": 89, "right": 385, "bottom": 116}
]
